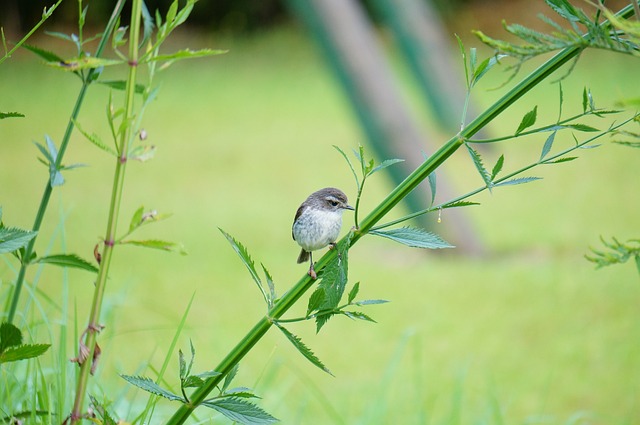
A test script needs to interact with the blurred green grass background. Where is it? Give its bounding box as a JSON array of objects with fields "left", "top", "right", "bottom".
[{"left": 1, "top": 24, "right": 639, "bottom": 424}]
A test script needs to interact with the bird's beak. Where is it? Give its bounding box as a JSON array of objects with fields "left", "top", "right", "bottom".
[{"left": 345, "top": 204, "right": 355, "bottom": 211}]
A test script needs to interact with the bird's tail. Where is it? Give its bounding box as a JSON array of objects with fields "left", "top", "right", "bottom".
[{"left": 297, "top": 249, "right": 310, "bottom": 264}]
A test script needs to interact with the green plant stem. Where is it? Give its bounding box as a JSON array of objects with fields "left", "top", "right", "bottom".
[
  {"left": 69, "top": 1, "right": 141, "bottom": 422},
  {"left": 470, "top": 110, "right": 607, "bottom": 144},
  {"left": 0, "top": 0, "right": 63, "bottom": 66},
  {"left": 6, "top": 0, "right": 126, "bottom": 325},
  {"left": 167, "top": 6, "right": 635, "bottom": 424}
]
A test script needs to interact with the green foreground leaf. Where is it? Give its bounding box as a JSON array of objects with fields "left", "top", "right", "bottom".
[
  {"left": 201, "top": 397, "right": 278, "bottom": 425},
  {"left": 370, "top": 227, "right": 454, "bottom": 249},
  {"left": 0, "top": 344, "right": 50, "bottom": 364},
  {"left": 0, "top": 226, "right": 38, "bottom": 255},
  {"left": 35, "top": 253, "right": 98, "bottom": 273},
  {"left": 276, "top": 324, "right": 332, "bottom": 376},
  {"left": 120, "top": 375, "right": 183, "bottom": 402}
]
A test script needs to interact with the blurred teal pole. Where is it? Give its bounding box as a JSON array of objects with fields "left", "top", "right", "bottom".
[
  {"left": 284, "top": 0, "right": 483, "bottom": 253},
  {"left": 370, "top": 0, "right": 467, "bottom": 134}
]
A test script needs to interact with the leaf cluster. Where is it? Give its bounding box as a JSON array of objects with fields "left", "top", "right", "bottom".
[
  {"left": 586, "top": 237, "right": 640, "bottom": 274},
  {"left": 122, "top": 341, "right": 277, "bottom": 425},
  {"left": 474, "top": 0, "right": 639, "bottom": 78}
]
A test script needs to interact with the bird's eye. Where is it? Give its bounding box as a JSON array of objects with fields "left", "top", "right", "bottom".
[{"left": 328, "top": 200, "right": 339, "bottom": 207}]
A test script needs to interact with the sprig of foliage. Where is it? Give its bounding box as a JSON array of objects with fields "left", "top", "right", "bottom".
[
  {"left": 474, "top": 1, "right": 638, "bottom": 79},
  {"left": 0, "top": 0, "right": 63, "bottom": 67},
  {"left": 371, "top": 88, "right": 638, "bottom": 232},
  {"left": 586, "top": 237, "right": 640, "bottom": 274},
  {"left": 6, "top": 0, "right": 127, "bottom": 325},
  {"left": 122, "top": 341, "right": 277, "bottom": 425},
  {"left": 334, "top": 145, "right": 403, "bottom": 227}
]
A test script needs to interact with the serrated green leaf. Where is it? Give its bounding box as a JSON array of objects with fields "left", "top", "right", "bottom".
[
  {"left": 74, "top": 119, "right": 117, "bottom": 156},
  {"left": 342, "top": 311, "right": 377, "bottom": 323},
  {"left": 147, "top": 48, "right": 227, "bottom": 64},
  {"left": 276, "top": 324, "right": 333, "bottom": 376},
  {"left": 515, "top": 105, "right": 538, "bottom": 135},
  {"left": 0, "top": 322, "right": 23, "bottom": 352},
  {"left": 333, "top": 145, "right": 359, "bottom": 189},
  {"left": 441, "top": 201, "right": 480, "bottom": 209},
  {"left": 545, "top": 0, "right": 582, "bottom": 22},
  {"left": 34, "top": 254, "right": 98, "bottom": 273},
  {"left": 120, "top": 375, "right": 183, "bottom": 401},
  {"left": 197, "top": 370, "right": 222, "bottom": 380},
  {"left": 222, "top": 363, "right": 239, "bottom": 393},
  {"left": 129, "top": 206, "right": 145, "bottom": 233},
  {"left": 179, "top": 349, "right": 187, "bottom": 380},
  {"left": 369, "top": 158, "right": 404, "bottom": 176},
  {"left": 202, "top": 397, "right": 278, "bottom": 425},
  {"left": 491, "top": 154, "right": 504, "bottom": 180},
  {"left": 544, "top": 156, "right": 578, "bottom": 164},
  {"left": 347, "top": 282, "right": 360, "bottom": 304},
  {"left": 370, "top": 227, "right": 454, "bottom": 249},
  {"left": 314, "top": 234, "right": 352, "bottom": 332},
  {"left": 472, "top": 54, "right": 507, "bottom": 85},
  {"left": 47, "top": 56, "right": 123, "bottom": 71},
  {"left": 262, "top": 264, "right": 276, "bottom": 308},
  {"left": 121, "top": 239, "right": 186, "bottom": 254},
  {"left": 219, "top": 229, "right": 267, "bottom": 301},
  {"left": 582, "top": 87, "right": 588, "bottom": 113},
  {"left": 455, "top": 34, "right": 470, "bottom": 88},
  {"left": 22, "top": 43, "right": 64, "bottom": 63},
  {"left": 540, "top": 131, "right": 557, "bottom": 160},
  {"left": 223, "top": 388, "right": 259, "bottom": 399},
  {"left": 613, "top": 141, "right": 640, "bottom": 148},
  {"left": 465, "top": 144, "right": 492, "bottom": 189},
  {"left": 0, "top": 343, "right": 50, "bottom": 363},
  {"left": 0, "top": 226, "right": 37, "bottom": 255},
  {"left": 494, "top": 177, "right": 542, "bottom": 187},
  {"left": 182, "top": 375, "right": 205, "bottom": 388},
  {"left": 0, "top": 112, "right": 25, "bottom": 119},
  {"left": 307, "top": 287, "right": 326, "bottom": 317},
  {"left": 565, "top": 123, "right": 599, "bottom": 132},
  {"left": 354, "top": 299, "right": 390, "bottom": 306},
  {"left": 428, "top": 170, "right": 437, "bottom": 206}
]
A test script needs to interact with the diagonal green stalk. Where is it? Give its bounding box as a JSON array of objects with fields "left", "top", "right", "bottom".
[
  {"left": 6, "top": 0, "right": 126, "bottom": 325},
  {"left": 166, "top": 6, "right": 635, "bottom": 423},
  {"left": 69, "top": 0, "right": 142, "bottom": 422}
]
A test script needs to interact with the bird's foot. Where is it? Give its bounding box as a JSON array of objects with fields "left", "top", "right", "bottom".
[{"left": 308, "top": 265, "right": 317, "bottom": 280}]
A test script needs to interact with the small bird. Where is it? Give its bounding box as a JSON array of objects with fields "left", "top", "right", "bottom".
[{"left": 292, "top": 187, "right": 354, "bottom": 279}]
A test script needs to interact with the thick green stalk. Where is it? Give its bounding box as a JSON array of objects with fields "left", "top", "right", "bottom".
[
  {"left": 167, "top": 5, "right": 635, "bottom": 423},
  {"left": 69, "top": 1, "right": 142, "bottom": 422},
  {"left": 6, "top": 0, "right": 126, "bottom": 324}
]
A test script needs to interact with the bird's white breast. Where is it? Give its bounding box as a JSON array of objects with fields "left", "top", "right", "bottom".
[{"left": 292, "top": 208, "right": 344, "bottom": 252}]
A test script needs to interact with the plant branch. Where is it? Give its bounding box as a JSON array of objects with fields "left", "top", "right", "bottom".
[
  {"left": 0, "top": 0, "right": 63, "bottom": 66},
  {"left": 69, "top": 0, "right": 142, "bottom": 422},
  {"left": 6, "top": 0, "right": 126, "bottom": 325},
  {"left": 371, "top": 113, "right": 638, "bottom": 231}
]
